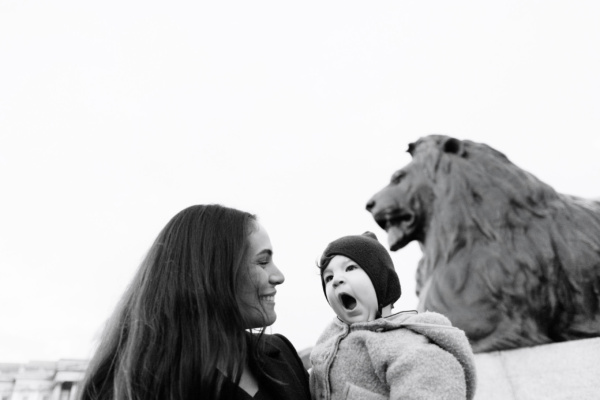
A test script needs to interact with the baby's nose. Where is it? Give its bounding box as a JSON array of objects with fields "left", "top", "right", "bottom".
[{"left": 333, "top": 276, "right": 345, "bottom": 287}]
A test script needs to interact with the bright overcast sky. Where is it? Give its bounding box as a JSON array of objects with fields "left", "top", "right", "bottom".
[{"left": 1, "top": 1, "right": 599, "bottom": 363}]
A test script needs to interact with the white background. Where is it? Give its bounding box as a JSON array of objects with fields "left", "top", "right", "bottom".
[{"left": 1, "top": 0, "right": 599, "bottom": 363}]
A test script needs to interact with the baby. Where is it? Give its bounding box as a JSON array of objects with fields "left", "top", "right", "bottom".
[{"left": 309, "top": 232, "right": 476, "bottom": 400}]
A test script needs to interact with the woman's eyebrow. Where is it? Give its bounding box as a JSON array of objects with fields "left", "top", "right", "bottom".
[{"left": 256, "top": 249, "right": 273, "bottom": 257}]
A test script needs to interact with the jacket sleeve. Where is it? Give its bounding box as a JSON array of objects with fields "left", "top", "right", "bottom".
[{"left": 369, "top": 330, "right": 468, "bottom": 400}]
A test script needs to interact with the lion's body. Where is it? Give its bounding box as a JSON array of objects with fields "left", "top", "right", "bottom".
[{"left": 367, "top": 135, "right": 600, "bottom": 352}]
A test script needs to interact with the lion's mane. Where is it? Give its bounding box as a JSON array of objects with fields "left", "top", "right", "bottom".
[{"left": 367, "top": 135, "right": 600, "bottom": 352}]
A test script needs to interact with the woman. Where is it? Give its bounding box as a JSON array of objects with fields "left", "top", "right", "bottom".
[{"left": 79, "top": 204, "right": 311, "bottom": 400}]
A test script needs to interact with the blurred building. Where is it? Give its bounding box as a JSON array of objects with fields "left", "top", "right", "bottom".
[{"left": 0, "top": 359, "right": 88, "bottom": 400}]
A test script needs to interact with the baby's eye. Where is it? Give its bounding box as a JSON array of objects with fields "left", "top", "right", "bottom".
[
  {"left": 323, "top": 275, "right": 333, "bottom": 283},
  {"left": 346, "top": 265, "right": 357, "bottom": 272}
]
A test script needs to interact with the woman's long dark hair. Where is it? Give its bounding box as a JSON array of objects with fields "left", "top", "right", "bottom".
[{"left": 79, "top": 204, "right": 264, "bottom": 399}]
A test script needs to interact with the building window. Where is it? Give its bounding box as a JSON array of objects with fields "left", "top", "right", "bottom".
[{"left": 60, "top": 382, "right": 73, "bottom": 400}]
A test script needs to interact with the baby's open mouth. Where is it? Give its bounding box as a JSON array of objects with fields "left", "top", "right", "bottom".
[{"left": 339, "top": 293, "right": 357, "bottom": 310}]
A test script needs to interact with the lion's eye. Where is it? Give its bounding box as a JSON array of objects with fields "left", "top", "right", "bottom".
[{"left": 391, "top": 171, "right": 405, "bottom": 184}]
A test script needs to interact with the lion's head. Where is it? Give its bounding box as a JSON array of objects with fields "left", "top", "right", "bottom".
[
  {"left": 367, "top": 135, "right": 600, "bottom": 352},
  {"left": 367, "top": 135, "right": 558, "bottom": 252}
]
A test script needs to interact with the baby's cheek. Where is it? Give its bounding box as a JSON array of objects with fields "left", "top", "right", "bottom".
[{"left": 325, "top": 288, "right": 337, "bottom": 305}]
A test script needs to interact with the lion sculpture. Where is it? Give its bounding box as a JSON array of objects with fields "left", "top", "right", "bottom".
[{"left": 366, "top": 135, "right": 600, "bottom": 353}]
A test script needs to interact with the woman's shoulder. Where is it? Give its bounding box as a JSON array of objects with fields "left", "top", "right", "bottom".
[
  {"left": 254, "top": 333, "right": 311, "bottom": 400},
  {"left": 261, "top": 333, "right": 300, "bottom": 358},
  {"left": 266, "top": 332, "right": 294, "bottom": 347}
]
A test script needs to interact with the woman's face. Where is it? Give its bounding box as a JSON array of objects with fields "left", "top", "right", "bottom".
[{"left": 238, "top": 222, "right": 285, "bottom": 329}]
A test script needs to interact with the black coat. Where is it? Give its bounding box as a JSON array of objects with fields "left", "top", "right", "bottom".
[{"left": 221, "top": 333, "right": 311, "bottom": 400}]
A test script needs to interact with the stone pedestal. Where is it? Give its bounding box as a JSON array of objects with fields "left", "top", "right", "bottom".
[{"left": 474, "top": 338, "right": 600, "bottom": 400}]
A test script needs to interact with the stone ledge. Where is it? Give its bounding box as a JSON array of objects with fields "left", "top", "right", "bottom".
[{"left": 474, "top": 338, "right": 600, "bottom": 400}]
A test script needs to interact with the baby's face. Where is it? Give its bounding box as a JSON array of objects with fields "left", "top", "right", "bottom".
[{"left": 322, "top": 255, "right": 378, "bottom": 324}]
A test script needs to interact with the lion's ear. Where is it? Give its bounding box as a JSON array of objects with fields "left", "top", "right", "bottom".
[{"left": 442, "top": 137, "right": 466, "bottom": 157}]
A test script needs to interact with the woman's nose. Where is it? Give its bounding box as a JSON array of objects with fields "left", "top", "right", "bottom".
[{"left": 269, "top": 263, "right": 285, "bottom": 285}]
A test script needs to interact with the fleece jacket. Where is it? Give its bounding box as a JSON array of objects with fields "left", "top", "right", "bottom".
[{"left": 309, "top": 311, "right": 477, "bottom": 400}]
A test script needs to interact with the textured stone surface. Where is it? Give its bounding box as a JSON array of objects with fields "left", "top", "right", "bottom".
[{"left": 474, "top": 337, "right": 600, "bottom": 399}]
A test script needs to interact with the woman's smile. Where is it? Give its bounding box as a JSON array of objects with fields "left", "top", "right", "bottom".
[{"left": 260, "top": 293, "right": 276, "bottom": 303}]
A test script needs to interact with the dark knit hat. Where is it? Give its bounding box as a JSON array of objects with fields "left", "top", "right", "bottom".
[{"left": 319, "top": 231, "right": 401, "bottom": 309}]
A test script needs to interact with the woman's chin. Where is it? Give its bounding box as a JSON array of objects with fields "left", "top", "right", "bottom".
[{"left": 245, "top": 312, "right": 277, "bottom": 329}]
